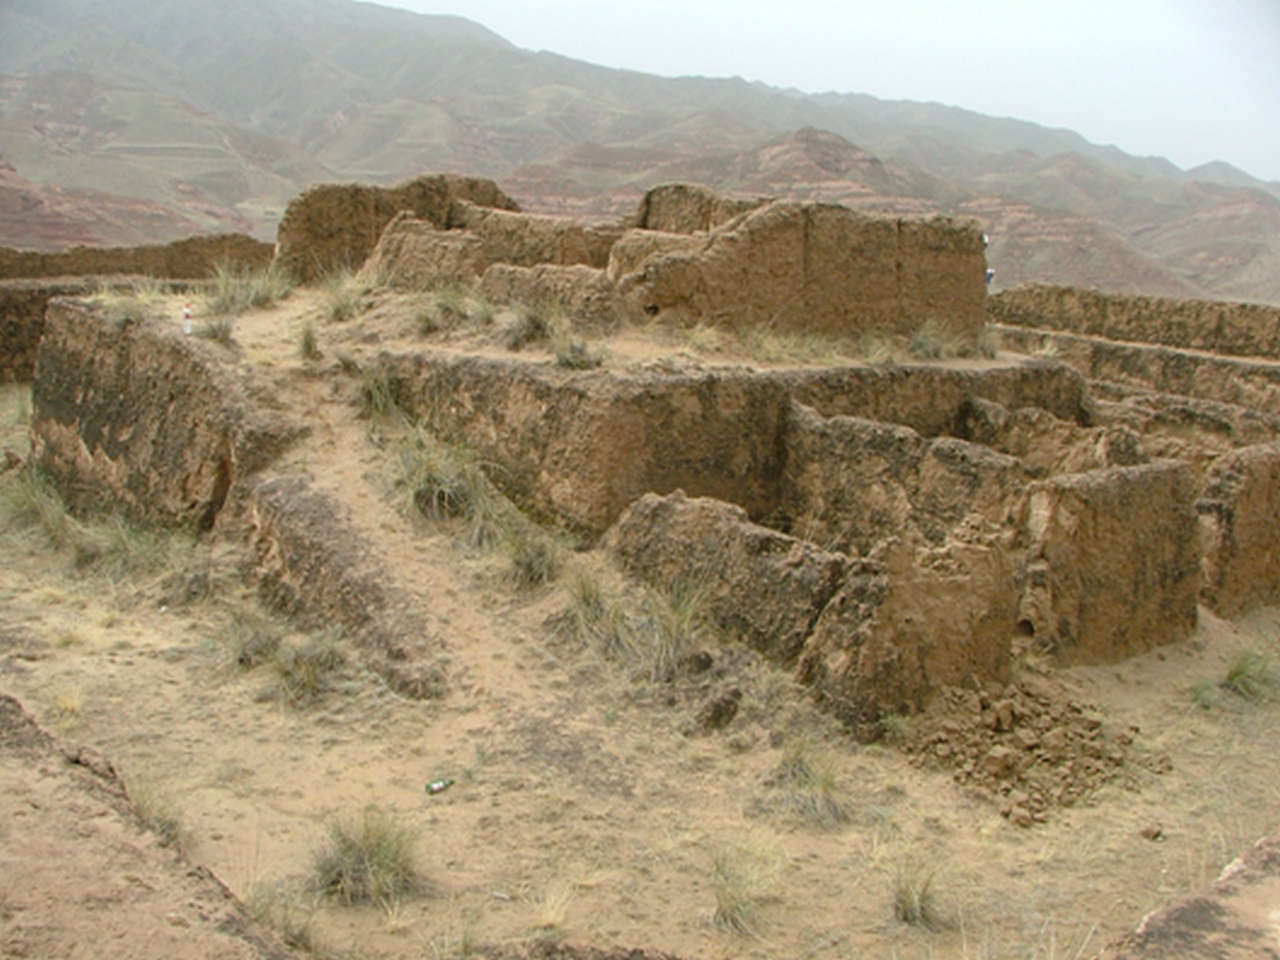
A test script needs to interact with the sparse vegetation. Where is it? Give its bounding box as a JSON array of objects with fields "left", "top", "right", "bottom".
[
  {"left": 52, "top": 687, "right": 83, "bottom": 731},
  {"left": 909, "top": 318, "right": 960, "bottom": 360},
  {"left": 270, "top": 629, "right": 347, "bottom": 706},
  {"left": 435, "top": 283, "right": 471, "bottom": 324},
  {"left": 1220, "top": 650, "right": 1278, "bottom": 702},
  {"left": 298, "top": 319, "right": 320, "bottom": 360},
  {"left": 878, "top": 710, "right": 918, "bottom": 746},
  {"left": 194, "top": 314, "right": 236, "bottom": 345},
  {"left": 892, "top": 860, "right": 946, "bottom": 929},
  {"left": 358, "top": 364, "right": 401, "bottom": 422},
  {"left": 322, "top": 267, "right": 380, "bottom": 323},
  {"left": 710, "top": 840, "right": 780, "bottom": 935},
  {"left": 771, "top": 738, "right": 851, "bottom": 827},
  {"left": 503, "top": 301, "right": 554, "bottom": 350},
  {"left": 310, "top": 806, "right": 425, "bottom": 906},
  {"left": 505, "top": 524, "right": 563, "bottom": 589},
  {"left": 977, "top": 323, "right": 1002, "bottom": 358},
  {"left": 203, "top": 262, "right": 294, "bottom": 315},
  {"left": 90, "top": 276, "right": 168, "bottom": 327},
  {"left": 391, "top": 427, "right": 513, "bottom": 549},
  {"left": 550, "top": 312, "right": 606, "bottom": 369},
  {"left": 856, "top": 331, "right": 898, "bottom": 364},
  {"left": 127, "top": 778, "right": 186, "bottom": 849},
  {"left": 635, "top": 576, "right": 717, "bottom": 682},
  {"left": 0, "top": 469, "right": 183, "bottom": 581},
  {"left": 533, "top": 882, "right": 573, "bottom": 937},
  {"left": 246, "top": 880, "right": 321, "bottom": 953}
]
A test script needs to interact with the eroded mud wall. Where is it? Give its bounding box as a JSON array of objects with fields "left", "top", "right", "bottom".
[
  {"left": 31, "top": 299, "right": 305, "bottom": 527},
  {"left": 630, "top": 183, "right": 768, "bottom": 233},
  {"left": 383, "top": 354, "right": 790, "bottom": 537},
  {"left": 614, "top": 201, "right": 988, "bottom": 341},
  {"left": 1, "top": 280, "right": 94, "bottom": 383},
  {"left": 0, "top": 234, "right": 271, "bottom": 282},
  {"left": 994, "top": 326, "right": 1280, "bottom": 416},
  {"left": 1198, "top": 443, "right": 1280, "bottom": 617},
  {"left": 990, "top": 284, "right": 1280, "bottom": 358},
  {"left": 1016, "top": 461, "right": 1200, "bottom": 664},
  {"left": 779, "top": 402, "right": 1026, "bottom": 554},
  {"left": 274, "top": 174, "right": 519, "bottom": 283}
]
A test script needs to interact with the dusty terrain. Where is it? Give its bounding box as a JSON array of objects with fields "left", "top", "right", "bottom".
[{"left": 3, "top": 267, "right": 1280, "bottom": 960}]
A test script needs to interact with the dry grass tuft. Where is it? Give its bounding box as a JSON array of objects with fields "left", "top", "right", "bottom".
[
  {"left": 505, "top": 524, "right": 563, "bottom": 590},
  {"left": 298, "top": 320, "right": 321, "bottom": 361},
  {"left": 203, "top": 262, "right": 294, "bottom": 315},
  {"left": 390, "top": 427, "right": 515, "bottom": 550},
  {"left": 503, "top": 301, "right": 555, "bottom": 350},
  {"left": 270, "top": 629, "right": 347, "bottom": 707},
  {"left": 246, "top": 880, "right": 321, "bottom": 953},
  {"left": 1220, "top": 650, "right": 1278, "bottom": 702},
  {"left": 909, "top": 318, "right": 963, "bottom": 360},
  {"left": 892, "top": 859, "right": 947, "bottom": 929},
  {"left": 0, "top": 469, "right": 184, "bottom": 581},
  {"left": 772, "top": 738, "right": 851, "bottom": 827},
  {"left": 710, "top": 839, "right": 780, "bottom": 936},
  {"left": 976, "top": 323, "right": 1002, "bottom": 358},
  {"left": 126, "top": 778, "right": 186, "bottom": 849},
  {"left": 550, "top": 312, "right": 606, "bottom": 369},
  {"left": 322, "top": 268, "right": 375, "bottom": 323},
  {"left": 310, "top": 806, "right": 425, "bottom": 906}
]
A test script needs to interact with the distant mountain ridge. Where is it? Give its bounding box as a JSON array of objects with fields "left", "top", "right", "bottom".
[{"left": 1, "top": 0, "right": 1277, "bottom": 303}]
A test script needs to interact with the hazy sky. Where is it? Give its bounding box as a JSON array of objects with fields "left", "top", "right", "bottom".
[{"left": 389, "top": 0, "right": 1280, "bottom": 182}]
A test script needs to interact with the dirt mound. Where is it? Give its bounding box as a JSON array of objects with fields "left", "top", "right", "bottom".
[
  {"left": 0, "top": 694, "right": 302, "bottom": 959},
  {"left": 274, "top": 174, "right": 518, "bottom": 282},
  {"left": 900, "top": 677, "right": 1170, "bottom": 827},
  {"left": 1098, "top": 834, "right": 1280, "bottom": 958}
]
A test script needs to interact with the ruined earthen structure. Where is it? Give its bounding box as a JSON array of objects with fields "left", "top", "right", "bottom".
[
  {"left": 358, "top": 181, "right": 988, "bottom": 341},
  {"left": 7, "top": 178, "right": 1280, "bottom": 745}
]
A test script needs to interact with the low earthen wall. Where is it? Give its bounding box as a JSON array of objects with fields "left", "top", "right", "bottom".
[
  {"left": 31, "top": 299, "right": 305, "bottom": 528},
  {"left": 1197, "top": 443, "right": 1280, "bottom": 617},
  {"left": 994, "top": 325, "right": 1280, "bottom": 416},
  {"left": 779, "top": 402, "right": 1026, "bottom": 554},
  {"left": 0, "top": 234, "right": 271, "bottom": 281},
  {"left": 614, "top": 201, "right": 988, "bottom": 341},
  {"left": 450, "top": 202, "right": 618, "bottom": 269},
  {"left": 990, "top": 284, "right": 1280, "bottom": 358},
  {"left": 382, "top": 354, "right": 1087, "bottom": 539},
  {"left": 605, "top": 491, "right": 1017, "bottom": 738},
  {"left": 479, "top": 264, "right": 617, "bottom": 325},
  {"left": 782, "top": 357, "right": 1087, "bottom": 437},
  {"left": 383, "top": 354, "right": 790, "bottom": 538},
  {"left": 604, "top": 491, "right": 848, "bottom": 664},
  {"left": 1016, "top": 461, "right": 1200, "bottom": 664}
]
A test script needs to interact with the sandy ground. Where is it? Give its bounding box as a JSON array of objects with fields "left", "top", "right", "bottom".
[{"left": 1, "top": 286, "right": 1278, "bottom": 959}]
